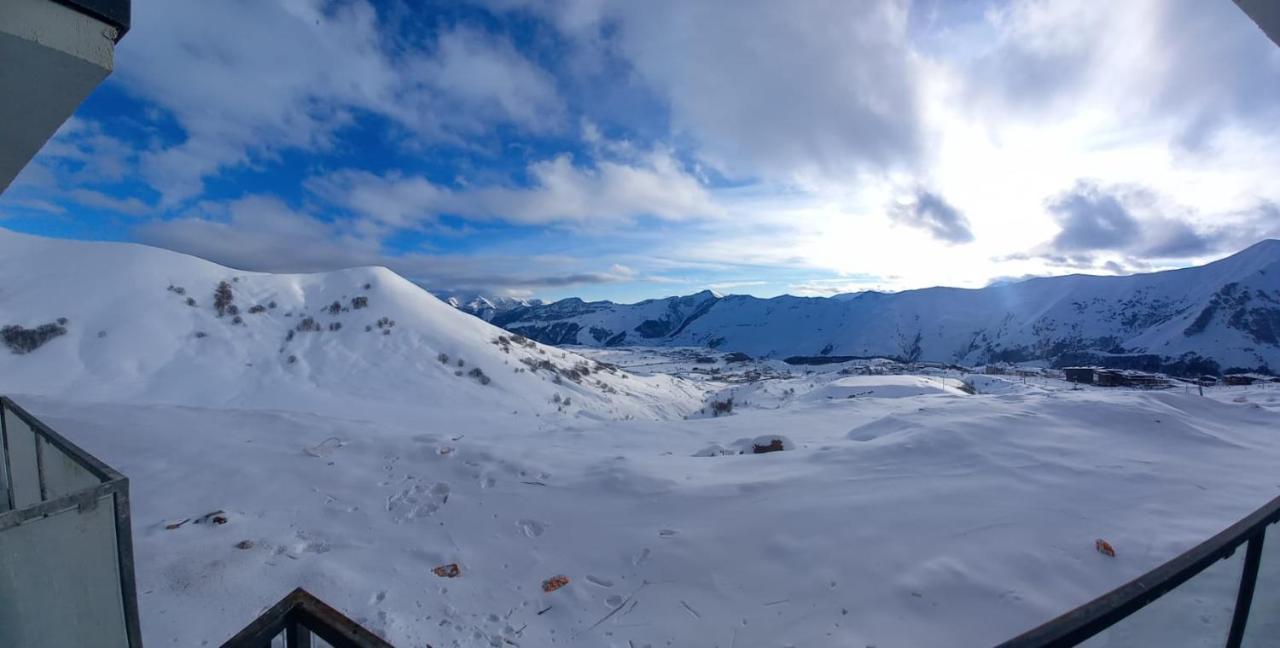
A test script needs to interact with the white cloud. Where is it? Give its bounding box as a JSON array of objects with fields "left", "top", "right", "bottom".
[
  {"left": 502, "top": 0, "right": 922, "bottom": 184},
  {"left": 116, "top": 0, "right": 564, "bottom": 204},
  {"left": 66, "top": 189, "right": 152, "bottom": 216},
  {"left": 133, "top": 195, "right": 650, "bottom": 294},
  {"left": 310, "top": 146, "right": 720, "bottom": 227}
]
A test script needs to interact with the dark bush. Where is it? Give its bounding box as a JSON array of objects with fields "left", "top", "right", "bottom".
[
  {"left": 2, "top": 322, "right": 67, "bottom": 354},
  {"left": 186, "top": 297, "right": 196, "bottom": 307},
  {"left": 167, "top": 285, "right": 186, "bottom": 295},
  {"left": 327, "top": 301, "right": 342, "bottom": 316},
  {"left": 247, "top": 305, "right": 266, "bottom": 314},
  {"left": 296, "top": 317, "right": 321, "bottom": 332},
  {"left": 286, "top": 330, "right": 295, "bottom": 342},
  {"left": 194, "top": 331, "right": 208, "bottom": 339},
  {"left": 363, "top": 282, "right": 372, "bottom": 290},
  {"left": 438, "top": 352, "right": 450, "bottom": 363},
  {"left": 287, "top": 355, "right": 297, "bottom": 364},
  {"left": 468, "top": 367, "right": 491, "bottom": 385},
  {"left": 351, "top": 296, "right": 368, "bottom": 310},
  {"left": 232, "top": 315, "right": 243, "bottom": 325},
  {"left": 710, "top": 398, "right": 734, "bottom": 417},
  {"left": 268, "top": 301, "right": 277, "bottom": 309},
  {"left": 329, "top": 322, "right": 342, "bottom": 331},
  {"left": 214, "top": 281, "right": 234, "bottom": 316}
]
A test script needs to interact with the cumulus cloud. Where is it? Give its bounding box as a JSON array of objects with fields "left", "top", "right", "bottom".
[
  {"left": 504, "top": 0, "right": 922, "bottom": 182},
  {"left": 1035, "top": 180, "right": 1276, "bottom": 266},
  {"left": 4, "top": 118, "right": 155, "bottom": 216},
  {"left": 117, "top": 0, "right": 564, "bottom": 204},
  {"left": 1045, "top": 182, "right": 1143, "bottom": 253},
  {"left": 966, "top": 0, "right": 1280, "bottom": 149},
  {"left": 133, "top": 195, "right": 648, "bottom": 294},
  {"left": 309, "top": 147, "right": 720, "bottom": 227},
  {"left": 888, "top": 188, "right": 974, "bottom": 243}
]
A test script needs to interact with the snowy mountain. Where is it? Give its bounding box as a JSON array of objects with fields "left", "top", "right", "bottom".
[
  {"left": 0, "top": 230, "right": 700, "bottom": 420},
  {"left": 442, "top": 293, "right": 544, "bottom": 322},
  {"left": 483, "top": 241, "right": 1280, "bottom": 376}
]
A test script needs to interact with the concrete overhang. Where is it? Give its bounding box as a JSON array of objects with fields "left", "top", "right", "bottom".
[
  {"left": 0, "top": 0, "right": 130, "bottom": 193},
  {"left": 1235, "top": 0, "right": 1280, "bottom": 49}
]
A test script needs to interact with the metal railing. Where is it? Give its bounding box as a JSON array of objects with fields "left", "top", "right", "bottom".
[
  {"left": 221, "top": 588, "right": 394, "bottom": 648},
  {"left": 999, "top": 494, "right": 1280, "bottom": 647},
  {"left": 0, "top": 396, "right": 142, "bottom": 647}
]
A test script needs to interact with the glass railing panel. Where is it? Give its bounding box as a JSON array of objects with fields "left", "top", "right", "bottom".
[
  {"left": 1243, "top": 527, "right": 1280, "bottom": 646},
  {"left": 0, "top": 494, "right": 129, "bottom": 648},
  {"left": 2, "top": 406, "right": 42, "bottom": 507},
  {"left": 1079, "top": 546, "right": 1244, "bottom": 648},
  {"left": 36, "top": 433, "right": 101, "bottom": 498}
]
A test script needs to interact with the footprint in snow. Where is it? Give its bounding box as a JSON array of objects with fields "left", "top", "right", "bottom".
[
  {"left": 585, "top": 574, "right": 614, "bottom": 588},
  {"left": 516, "top": 519, "right": 546, "bottom": 538}
]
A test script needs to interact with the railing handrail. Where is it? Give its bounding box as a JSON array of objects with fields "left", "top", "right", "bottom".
[
  {"left": 1, "top": 395, "right": 123, "bottom": 483},
  {"left": 997, "top": 494, "right": 1280, "bottom": 647},
  {"left": 222, "top": 588, "right": 395, "bottom": 648}
]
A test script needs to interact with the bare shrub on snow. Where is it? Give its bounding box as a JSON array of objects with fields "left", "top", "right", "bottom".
[
  {"left": 213, "top": 281, "right": 234, "bottom": 316},
  {"left": 1, "top": 322, "right": 68, "bottom": 354}
]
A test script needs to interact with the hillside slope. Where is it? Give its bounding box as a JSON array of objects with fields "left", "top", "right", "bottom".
[
  {"left": 480, "top": 241, "right": 1280, "bottom": 375},
  {"left": 0, "top": 230, "right": 701, "bottom": 421}
]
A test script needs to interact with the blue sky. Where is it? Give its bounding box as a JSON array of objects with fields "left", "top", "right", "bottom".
[{"left": 3, "top": 0, "right": 1280, "bottom": 303}]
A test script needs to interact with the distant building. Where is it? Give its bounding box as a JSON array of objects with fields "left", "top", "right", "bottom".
[
  {"left": 1088, "top": 369, "right": 1171, "bottom": 389},
  {"left": 1063, "top": 367, "right": 1098, "bottom": 384},
  {"left": 1223, "top": 373, "right": 1277, "bottom": 386}
]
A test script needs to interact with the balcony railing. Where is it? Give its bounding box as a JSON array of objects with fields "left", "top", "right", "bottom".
[
  {"left": 999, "top": 493, "right": 1280, "bottom": 647},
  {"left": 0, "top": 396, "right": 142, "bottom": 648},
  {"left": 221, "top": 587, "right": 394, "bottom": 648}
]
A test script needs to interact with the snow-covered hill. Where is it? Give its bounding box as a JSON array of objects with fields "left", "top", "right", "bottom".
[
  {"left": 0, "top": 230, "right": 701, "bottom": 420},
  {"left": 483, "top": 241, "right": 1280, "bottom": 376}
]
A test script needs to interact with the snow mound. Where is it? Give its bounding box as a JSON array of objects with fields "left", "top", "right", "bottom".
[
  {"left": 693, "top": 434, "right": 795, "bottom": 456},
  {"left": 0, "top": 230, "right": 702, "bottom": 421},
  {"left": 804, "top": 375, "right": 971, "bottom": 400}
]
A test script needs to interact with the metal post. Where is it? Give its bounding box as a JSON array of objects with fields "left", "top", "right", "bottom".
[
  {"left": 1, "top": 401, "right": 14, "bottom": 511},
  {"left": 286, "top": 617, "right": 312, "bottom": 648},
  {"left": 1226, "top": 529, "right": 1266, "bottom": 648},
  {"left": 33, "top": 430, "right": 47, "bottom": 502}
]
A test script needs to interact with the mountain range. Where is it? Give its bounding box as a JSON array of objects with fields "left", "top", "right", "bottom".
[{"left": 460, "top": 240, "right": 1280, "bottom": 376}]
